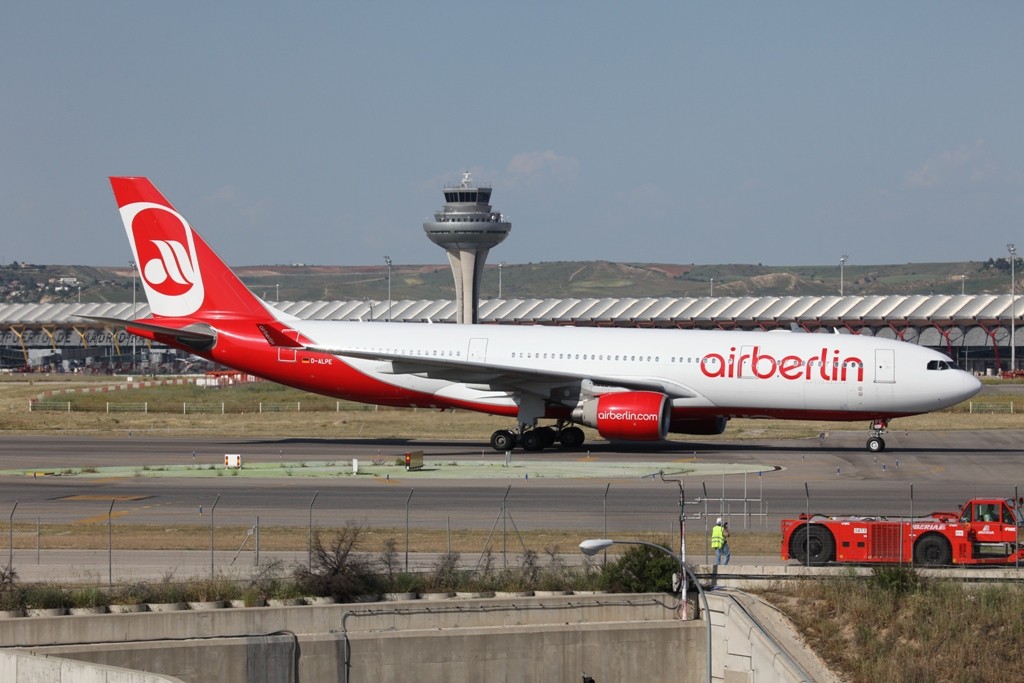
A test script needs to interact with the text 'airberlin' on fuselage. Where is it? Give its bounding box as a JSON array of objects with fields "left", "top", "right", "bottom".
[{"left": 700, "top": 346, "right": 865, "bottom": 382}]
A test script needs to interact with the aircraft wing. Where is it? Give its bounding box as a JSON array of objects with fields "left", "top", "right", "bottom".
[{"left": 306, "top": 344, "right": 696, "bottom": 399}]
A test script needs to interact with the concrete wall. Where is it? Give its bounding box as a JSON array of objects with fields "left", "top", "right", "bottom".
[
  {"left": 0, "top": 595, "right": 706, "bottom": 683},
  {"left": 705, "top": 590, "right": 834, "bottom": 683},
  {"left": 0, "top": 650, "right": 184, "bottom": 683},
  {"left": 0, "top": 592, "right": 836, "bottom": 683}
]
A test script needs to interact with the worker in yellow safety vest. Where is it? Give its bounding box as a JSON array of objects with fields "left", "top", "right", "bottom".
[{"left": 711, "top": 518, "right": 730, "bottom": 565}]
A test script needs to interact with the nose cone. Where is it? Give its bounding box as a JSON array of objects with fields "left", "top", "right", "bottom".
[
  {"left": 938, "top": 370, "right": 981, "bottom": 409},
  {"left": 958, "top": 371, "right": 983, "bottom": 402}
]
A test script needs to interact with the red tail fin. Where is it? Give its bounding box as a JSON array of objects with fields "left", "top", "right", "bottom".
[{"left": 109, "top": 177, "right": 272, "bottom": 321}]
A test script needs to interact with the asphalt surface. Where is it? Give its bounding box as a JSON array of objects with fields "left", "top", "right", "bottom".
[
  {"left": 1, "top": 429, "right": 1021, "bottom": 581},
  {"left": 1, "top": 428, "right": 1022, "bottom": 529}
]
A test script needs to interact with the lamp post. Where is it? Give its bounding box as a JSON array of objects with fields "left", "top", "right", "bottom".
[
  {"left": 130, "top": 261, "right": 137, "bottom": 374},
  {"left": 275, "top": 283, "right": 280, "bottom": 303},
  {"left": 658, "top": 471, "right": 687, "bottom": 619},
  {"left": 580, "top": 538, "right": 711, "bottom": 683},
  {"left": 839, "top": 254, "right": 848, "bottom": 296},
  {"left": 709, "top": 278, "right": 714, "bottom": 297},
  {"left": 961, "top": 274, "right": 966, "bottom": 296},
  {"left": 498, "top": 262, "right": 504, "bottom": 299},
  {"left": 209, "top": 493, "right": 220, "bottom": 580},
  {"left": 384, "top": 256, "right": 392, "bottom": 322},
  {"left": 1009, "top": 244, "right": 1017, "bottom": 373}
]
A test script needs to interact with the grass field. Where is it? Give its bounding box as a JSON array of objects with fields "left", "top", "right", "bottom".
[{"left": 2, "top": 373, "right": 1020, "bottom": 440}]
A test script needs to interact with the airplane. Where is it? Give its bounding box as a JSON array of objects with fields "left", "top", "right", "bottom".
[{"left": 89, "top": 176, "right": 982, "bottom": 454}]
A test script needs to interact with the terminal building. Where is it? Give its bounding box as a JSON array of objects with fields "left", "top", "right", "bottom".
[
  {"left": 3, "top": 176, "right": 1019, "bottom": 376},
  {"left": 0, "top": 293, "right": 1019, "bottom": 376}
]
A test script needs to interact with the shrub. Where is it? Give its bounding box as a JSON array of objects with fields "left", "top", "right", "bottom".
[
  {"left": 182, "top": 577, "right": 240, "bottom": 603},
  {"left": 0, "top": 565, "right": 24, "bottom": 612},
  {"left": 24, "top": 584, "right": 73, "bottom": 610},
  {"left": 869, "top": 565, "right": 922, "bottom": 596},
  {"left": 108, "top": 582, "right": 150, "bottom": 606},
  {"left": 292, "top": 526, "right": 381, "bottom": 600},
  {"left": 599, "top": 542, "right": 679, "bottom": 593},
  {"left": 426, "top": 551, "right": 462, "bottom": 592},
  {"left": 71, "top": 586, "right": 107, "bottom": 609}
]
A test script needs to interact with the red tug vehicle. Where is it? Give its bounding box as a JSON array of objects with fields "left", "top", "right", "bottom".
[{"left": 781, "top": 497, "right": 1024, "bottom": 566}]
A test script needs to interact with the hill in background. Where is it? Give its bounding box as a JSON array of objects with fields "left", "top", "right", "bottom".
[{"left": 0, "top": 258, "right": 1015, "bottom": 305}]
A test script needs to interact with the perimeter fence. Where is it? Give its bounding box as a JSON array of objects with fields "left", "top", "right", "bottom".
[{"left": 0, "top": 480, "right": 772, "bottom": 590}]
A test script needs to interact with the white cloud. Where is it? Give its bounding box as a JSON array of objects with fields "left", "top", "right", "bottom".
[
  {"left": 505, "top": 151, "right": 579, "bottom": 186},
  {"left": 904, "top": 140, "right": 1000, "bottom": 190}
]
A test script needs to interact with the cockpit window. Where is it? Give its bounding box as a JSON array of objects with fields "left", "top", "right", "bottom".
[{"left": 926, "top": 360, "right": 957, "bottom": 371}]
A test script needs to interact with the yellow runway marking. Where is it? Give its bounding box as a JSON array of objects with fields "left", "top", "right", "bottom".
[
  {"left": 74, "top": 503, "right": 160, "bottom": 525},
  {"left": 60, "top": 494, "right": 149, "bottom": 502}
]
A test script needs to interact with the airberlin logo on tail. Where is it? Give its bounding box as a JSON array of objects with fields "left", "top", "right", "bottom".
[
  {"left": 700, "top": 346, "right": 865, "bottom": 383},
  {"left": 144, "top": 240, "right": 197, "bottom": 294},
  {"left": 119, "top": 202, "right": 205, "bottom": 317}
]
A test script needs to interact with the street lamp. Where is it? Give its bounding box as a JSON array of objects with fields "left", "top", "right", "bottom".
[
  {"left": 130, "top": 261, "right": 137, "bottom": 374},
  {"left": 709, "top": 278, "right": 715, "bottom": 297},
  {"left": 498, "top": 262, "right": 504, "bottom": 299},
  {"left": 275, "top": 283, "right": 280, "bottom": 303},
  {"left": 580, "top": 538, "right": 711, "bottom": 683},
  {"left": 1009, "top": 244, "right": 1017, "bottom": 372},
  {"left": 961, "top": 274, "right": 966, "bottom": 296},
  {"left": 384, "top": 256, "right": 392, "bottom": 322},
  {"left": 839, "top": 254, "right": 848, "bottom": 296}
]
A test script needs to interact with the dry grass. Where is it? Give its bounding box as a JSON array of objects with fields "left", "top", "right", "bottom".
[
  {"left": 5, "top": 521, "right": 778, "bottom": 557},
  {"left": 1, "top": 373, "right": 1020, "bottom": 440},
  {"left": 761, "top": 570, "right": 1024, "bottom": 683}
]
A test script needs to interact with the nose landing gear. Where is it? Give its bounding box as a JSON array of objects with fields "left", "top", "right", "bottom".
[{"left": 866, "top": 418, "right": 888, "bottom": 452}]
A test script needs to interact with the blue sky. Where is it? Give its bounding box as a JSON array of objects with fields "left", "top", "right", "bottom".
[{"left": 3, "top": 2, "right": 1022, "bottom": 268}]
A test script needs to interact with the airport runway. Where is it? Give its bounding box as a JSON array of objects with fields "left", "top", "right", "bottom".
[{"left": 1, "top": 429, "right": 1022, "bottom": 534}]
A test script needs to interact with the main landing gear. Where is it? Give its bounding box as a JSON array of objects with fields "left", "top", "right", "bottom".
[
  {"left": 489, "top": 423, "right": 586, "bottom": 452},
  {"left": 866, "top": 418, "right": 889, "bottom": 452}
]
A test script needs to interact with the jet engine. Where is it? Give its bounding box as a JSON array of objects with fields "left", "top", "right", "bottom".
[{"left": 571, "top": 391, "right": 671, "bottom": 441}]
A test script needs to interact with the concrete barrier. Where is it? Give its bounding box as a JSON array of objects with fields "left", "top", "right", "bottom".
[
  {"left": 0, "top": 650, "right": 184, "bottom": 683},
  {"left": 2, "top": 595, "right": 706, "bottom": 683},
  {"left": 0, "top": 591, "right": 839, "bottom": 683},
  {"left": 704, "top": 590, "right": 839, "bottom": 683}
]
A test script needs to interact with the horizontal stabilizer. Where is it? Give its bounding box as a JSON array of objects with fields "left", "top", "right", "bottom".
[{"left": 79, "top": 315, "right": 217, "bottom": 349}]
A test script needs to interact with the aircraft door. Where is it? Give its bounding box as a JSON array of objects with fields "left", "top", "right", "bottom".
[
  {"left": 278, "top": 329, "right": 300, "bottom": 363},
  {"left": 468, "top": 338, "right": 488, "bottom": 363},
  {"left": 738, "top": 346, "right": 754, "bottom": 379},
  {"left": 874, "top": 349, "right": 895, "bottom": 383}
]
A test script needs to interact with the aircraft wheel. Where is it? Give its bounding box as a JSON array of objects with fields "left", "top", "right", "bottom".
[
  {"left": 520, "top": 430, "right": 544, "bottom": 452},
  {"left": 490, "top": 430, "right": 517, "bottom": 452},
  {"left": 913, "top": 534, "right": 952, "bottom": 566},
  {"left": 866, "top": 436, "right": 886, "bottom": 453},
  {"left": 536, "top": 426, "right": 557, "bottom": 447},
  {"left": 789, "top": 525, "right": 835, "bottom": 565},
  {"left": 559, "top": 427, "right": 586, "bottom": 448}
]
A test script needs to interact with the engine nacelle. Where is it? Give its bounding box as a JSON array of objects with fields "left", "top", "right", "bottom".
[
  {"left": 572, "top": 391, "right": 671, "bottom": 441},
  {"left": 669, "top": 416, "right": 729, "bottom": 436}
]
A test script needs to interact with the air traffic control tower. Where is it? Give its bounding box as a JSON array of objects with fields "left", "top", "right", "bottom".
[{"left": 423, "top": 172, "right": 511, "bottom": 324}]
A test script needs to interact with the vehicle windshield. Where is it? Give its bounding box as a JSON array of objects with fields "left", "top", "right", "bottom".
[
  {"left": 926, "top": 359, "right": 959, "bottom": 371},
  {"left": 1005, "top": 499, "right": 1024, "bottom": 525}
]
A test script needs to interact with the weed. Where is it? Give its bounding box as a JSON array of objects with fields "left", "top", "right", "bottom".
[{"left": 292, "top": 526, "right": 381, "bottom": 600}]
